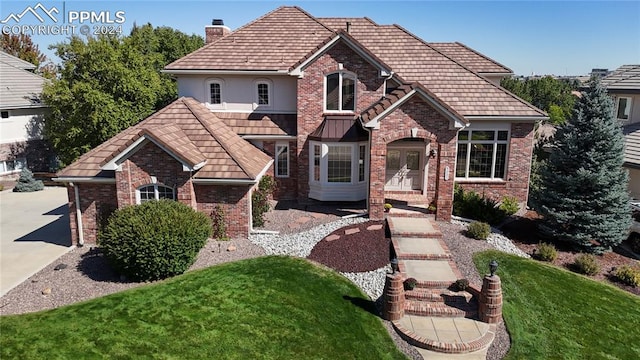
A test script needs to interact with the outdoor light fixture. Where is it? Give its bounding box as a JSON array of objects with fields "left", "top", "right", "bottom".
[
  {"left": 489, "top": 260, "right": 499, "bottom": 277},
  {"left": 429, "top": 149, "right": 437, "bottom": 158},
  {"left": 390, "top": 258, "right": 399, "bottom": 274}
]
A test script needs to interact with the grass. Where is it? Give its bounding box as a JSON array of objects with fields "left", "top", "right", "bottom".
[
  {"left": 473, "top": 250, "right": 640, "bottom": 360},
  {"left": 1, "top": 256, "right": 406, "bottom": 360}
]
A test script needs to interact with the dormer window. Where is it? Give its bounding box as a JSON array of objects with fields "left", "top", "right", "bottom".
[
  {"left": 206, "top": 78, "right": 225, "bottom": 109},
  {"left": 254, "top": 79, "right": 273, "bottom": 108},
  {"left": 210, "top": 83, "right": 221, "bottom": 104},
  {"left": 257, "top": 83, "right": 269, "bottom": 105},
  {"left": 325, "top": 72, "right": 356, "bottom": 112}
]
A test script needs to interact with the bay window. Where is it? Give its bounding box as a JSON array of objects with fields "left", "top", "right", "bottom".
[
  {"left": 456, "top": 129, "right": 509, "bottom": 179},
  {"left": 309, "top": 141, "right": 368, "bottom": 201}
]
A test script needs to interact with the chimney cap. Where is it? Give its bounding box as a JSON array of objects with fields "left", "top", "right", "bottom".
[{"left": 212, "top": 19, "right": 224, "bottom": 26}]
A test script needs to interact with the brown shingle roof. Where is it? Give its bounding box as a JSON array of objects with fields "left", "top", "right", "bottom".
[
  {"left": 601, "top": 65, "right": 640, "bottom": 92},
  {"left": 58, "top": 97, "right": 272, "bottom": 180},
  {"left": 165, "top": 6, "right": 334, "bottom": 71},
  {"left": 213, "top": 112, "right": 297, "bottom": 136},
  {"left": 624, "top": 122, "right": 640, "bottom": 167},
  {"left": 427, "top": 42, "right": 512, "bottom": 74}
]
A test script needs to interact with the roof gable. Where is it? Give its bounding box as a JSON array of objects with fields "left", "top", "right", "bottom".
[{"left": 58, "top": 97, "right": 272, "bottom": 181}]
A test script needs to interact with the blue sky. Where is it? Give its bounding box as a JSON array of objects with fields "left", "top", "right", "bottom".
[{"left": 1, "top": 0, "right": 639, "bottom": 75}]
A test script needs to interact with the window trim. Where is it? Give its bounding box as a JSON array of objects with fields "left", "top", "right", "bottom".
[
  {"left": 0, "top": 157, "right": 26, "bottom": 175},
  {"left": 205, "top": 78, "right": 225, "bottom": 109},
  {"left": 615, "top": 96, "right": 632, "bottom": 121},
  {"left": 135, "top": 184, "right": 175, "bottom": 204},
  {"left": 455, "top": 128, "right": 510, "bottom": 180},
  {"left": 309, "top": 141, "right": 368, "bottom": 185},
  {"left": 254, "top": 79, "right": 273, "bottom": 108},
  {"left": 275, "top": 142, "right": 289, "bottom": 178},
  {"left": 324, "top": 71, "right": 357, "bottom": 113}
]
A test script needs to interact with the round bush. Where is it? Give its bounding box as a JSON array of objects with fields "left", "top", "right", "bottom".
[
  {"left": 571, "top": 254, "right": 600, "bottom": 276},
  {"left": 467, "top": 221, "right": 491, "bottom": 240},
  {"left": 612, "top": 265, "right": 640, "bottom": 287},
  {"left": 533, "top": 242, "right": 558, "bottom": 262},
  {"left": 99, "top": 200, "right": 212, "bottom": 281}
]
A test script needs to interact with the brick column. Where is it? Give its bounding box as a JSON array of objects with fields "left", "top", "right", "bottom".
[
  {"left": 479, "top": 275, "right": 503, "bottom": 324},
  {"left": 382, "top": 274, "right": 405, "bottom": 321}
]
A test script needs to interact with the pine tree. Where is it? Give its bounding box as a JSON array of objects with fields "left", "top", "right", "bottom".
[
  {"left": 13, "top": 168, "right": 44, "bottom": 192},
  {"left": 538, "top": 79, "right": 632, "bottom": 254}
]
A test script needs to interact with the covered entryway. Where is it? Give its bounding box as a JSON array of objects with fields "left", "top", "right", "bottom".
[{"left": 385, "top": 140, "right": 427, "bottom": 192}]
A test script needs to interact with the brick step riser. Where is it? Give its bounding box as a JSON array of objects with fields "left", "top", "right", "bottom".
[
  {"left": 412, "top": 281, "right": 454, "bottom": 289},
  {"left": 404, "top": 308, "right": 478, "bottom": 318},
  {"left": 405, "top": 293, "right": 473, "bottom": 303}
]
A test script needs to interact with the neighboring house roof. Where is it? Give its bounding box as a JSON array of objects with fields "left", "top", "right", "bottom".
[
  {"left": 427, "top": 42, "right": 512, "bottom": 74},
  {"left": 624, "top": 122, "right": 640, "bottom": 168},
  {"left": 166, "top": 6, "right": 545, "bottom": 118},
  {"left": 0, "top": 51, "right": 36, "bottom": 70},
  {"left": 57, "top": 97, "right": 272, "bottom": 181},
  {"left": 0, "top": 58, "right": 47, "bottom": 109},
  {"left": 600, "top": 65, "right": 640, "bottom": 93}
]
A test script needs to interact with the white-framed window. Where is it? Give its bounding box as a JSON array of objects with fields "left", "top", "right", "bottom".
[
  {"left": 616, "top": 97, "right": 631, "bottom": 121},
  {"left": 456, "top": 129, "right": 509, "bottom": 179},
  {"left": 255, "top": 80, "right": 272, "bottom": 106},
  {"left": 325, "top": 71, "right": 356, "bottom": 112},
  {"left": 310, "top": 141, "right": 368, "bottom": 184},
  {"left": 0, "top": 157, "right": 26, "bottom": 174},
  {"left": 275, "top": 142, "right": 289, "bottom": 178},
  {"left": 205, "top": 78, "right": 225, "bottom": 109},
  {"left": 136, "top": 184, "right": 175, "bottom": 204}
]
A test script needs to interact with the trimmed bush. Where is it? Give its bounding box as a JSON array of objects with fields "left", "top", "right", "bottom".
[
  {"left": 99, "top": 200, "right": 211, "bottom": 281},
  {"left": 499, "top": 196, "right": 520, "bottom": 217},
  {"left": 612, "top": 265, "right": 640, "bottom": 287},
  {"left": 252, "top": 175, "right": 275, "bottom": 228},
  {"left": 211, "top": 204, "right": 229, "bottom": 240},
  {"left": 468, "top": 221, "right": 491, "bottom": 240},
  {"left": 533, "top": 242, "right": 558, "bottom": 262},
  {"left": 404, "top": 278, "right": 417, "bottom": 290},
  {"left": 13, "top": 168, "right": 44, "bottom": 192},
  {"left": 454, "top": 278, "right": 469, "bottom": 292},
  {"left": 453, "top": 185, "right": 507, "bottom": 225},
  {"left": 572, "top": 254, "right": 600, "bottom": 276}
]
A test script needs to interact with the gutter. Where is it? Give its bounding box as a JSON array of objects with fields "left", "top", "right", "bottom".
[
  {"left": 69, "top": 182, "right": 84, "bottom": 246},
  {"left": 162, "top": 69, "right": 290, "bottom": 76},
  {"left": 464, "top": 116, "right": 549, "bottom": 122},
  {"left": 54, "top": 177, "right": 116, "bottom": 184}
]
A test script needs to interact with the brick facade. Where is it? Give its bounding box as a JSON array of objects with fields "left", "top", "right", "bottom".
[
  {"left": 261, "top": 140, "right": 298, "bottom": 200},
  {"left": 456, "top": 122, "right": 534, "bottom": 207},
  {"left": 67, "top": 183, "right": 118, "bottom": 244},
  {"left": 195, "top": 184, "right": 253, "bottom": 238},
  {"left": 296, "top": 40, "right": 385, "bottom": 200}
]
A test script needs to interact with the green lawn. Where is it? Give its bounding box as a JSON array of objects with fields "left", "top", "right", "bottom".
[
  {"left": 1, "top": 256, "right": 406, "bottom": 360},
  {"left": 474, "top": 250, "right": 640, "bottom": 360}
]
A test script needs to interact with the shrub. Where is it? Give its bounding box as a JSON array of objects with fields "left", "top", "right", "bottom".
[
  {"left": 99, "top": 200, "right": 211, "bottom": 281},
  {"left": 453, "top": 185, "right": 507, "bottom": 224},
  {"left": 612, "top": 265, "right": 640, "bottom": 287},
  {"left": 533, "top": 242, "right": 558, "bottom": 262},
  {"left": 467, "top": 221, "right": 491, "bottom": 240},
  {"left": 211, "top": 205, "right": 229, "bottom": 240},
  {"left": 13, "top": 168, "right": 44, "bottom": 192},
  {"left": 499, "top": 196, "right": 520, "bottom": 217},
  {"left": 384, "top": 203, "right": 393, "bottom": 211},
  {"left": 629, "top": 234, "right": 640, "bottom": 253},
  {"left": 454, "top": 278, "right": 469, "bottom": 292},
  {"left": 404, "top": 277, "right": 417, "bottom": 290},
  {"left": 252, "top": 175, "right": 275, "bottom": 228},
  {"left": 572, "top": 254, "right": 600, "bottom": 276}
]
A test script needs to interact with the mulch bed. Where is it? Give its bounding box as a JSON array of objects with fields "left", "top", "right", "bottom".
[
  {"left": 307, "top": 220, "right": 391, "bottom": 272},
  {"left": 501, "top": 210, "right": 640, "bottom": 296}
]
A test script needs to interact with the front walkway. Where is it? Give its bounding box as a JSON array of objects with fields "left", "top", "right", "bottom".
[{"left": 387, "top": 214, "right": 496, "bottom": 359}]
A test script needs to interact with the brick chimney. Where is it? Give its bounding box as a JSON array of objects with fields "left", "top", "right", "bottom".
[{"left": 205, "top": 19, "right": 230, "bottom": 44}]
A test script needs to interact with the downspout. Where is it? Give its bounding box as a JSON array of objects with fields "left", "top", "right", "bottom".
[
  {"left": 360, "top": 116, "right": 373, "bottom": 217},
  {"left": 70, "top": 182, "right": 84, "bottom": 246}
]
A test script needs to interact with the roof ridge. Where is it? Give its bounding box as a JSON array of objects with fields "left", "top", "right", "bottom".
[
  {"left": 391, "top": 23, "right": 546, "bottom": 117},
  {"left": 452, "top": 41, "right": 512, "bottom": 73},
  {"left": 296, "top": 6, "right": 338, "bottom": 33},
  {"left": 181, "top": 98, "right": 253, "bottom": 178}
]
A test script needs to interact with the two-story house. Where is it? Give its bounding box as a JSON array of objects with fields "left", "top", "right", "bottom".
[
  {"left": 0, "top": 51, "right": 52, "bottom": 181},
  {"left": 55, "top": 6, "right": 547, "bottom": 245},
  {"left": 600, "top": 65, "right": 640, "bottom": 199}
]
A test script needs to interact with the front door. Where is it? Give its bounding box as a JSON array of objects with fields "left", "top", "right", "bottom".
[{"left": 385, "top": 149, "right": 423, "bottom": 191}]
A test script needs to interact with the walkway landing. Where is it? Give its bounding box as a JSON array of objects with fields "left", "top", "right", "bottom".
[{"left": 387, "top": 215, "right": 495, "bottom": 357}]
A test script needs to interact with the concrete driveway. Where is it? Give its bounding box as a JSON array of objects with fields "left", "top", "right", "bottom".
[{"left": 0, "top": 186, "right": 72, "bottom": 296}]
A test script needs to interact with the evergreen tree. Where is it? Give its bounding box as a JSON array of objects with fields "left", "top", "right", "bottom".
[
  {"left": 538, "top": 79, "right": 632, "bottom": 254},
  {"left": 13, "top": 168, "right": 44, "bottom": 192}
]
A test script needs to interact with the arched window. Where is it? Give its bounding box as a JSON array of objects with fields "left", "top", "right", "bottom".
[
  {"left": 205, "top": 78, "right": 225, "bottom": 109},
  {"left": 325, "top": 71, "right": 356, "bottom": 112},
  {"left": 136, "top": 184, "right": 175, "bottom": 204}
]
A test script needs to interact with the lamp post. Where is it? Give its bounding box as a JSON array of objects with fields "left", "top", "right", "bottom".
[
  {"left": 489, "top": 260, "right": 499, "bottom": 277},
  {"left": 390, "top": 258, "right": 399, "bottom": 274}
]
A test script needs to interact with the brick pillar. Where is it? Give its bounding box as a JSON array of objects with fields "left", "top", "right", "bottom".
[
  {"left": 479, "top": 275, "right": 503, "bottom": 324},
  {"left": 382, "top": 274, "right": 405, "bottom": 321},
  {"left": 435, "top": 142, "right": 455, "bottom": 221}
]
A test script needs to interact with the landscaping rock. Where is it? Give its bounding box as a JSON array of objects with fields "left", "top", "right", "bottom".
[
  {"left": 325, "top": 234, "right": 340, "bottom": 242},
  {"left": 227, "top": 244, "right": 237, "bottom": 252},
  {"left": 53, "top": 264, "right": 68, "bottom": 271},
  {"left": 41, "top": 288, "right": 51, "bottom": 296},
  {"left": 367, "top": 224, "right": 383, "bottom": 231},
  {"left": 345, "top": 228, "right": 360, "bottom": 235}
]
